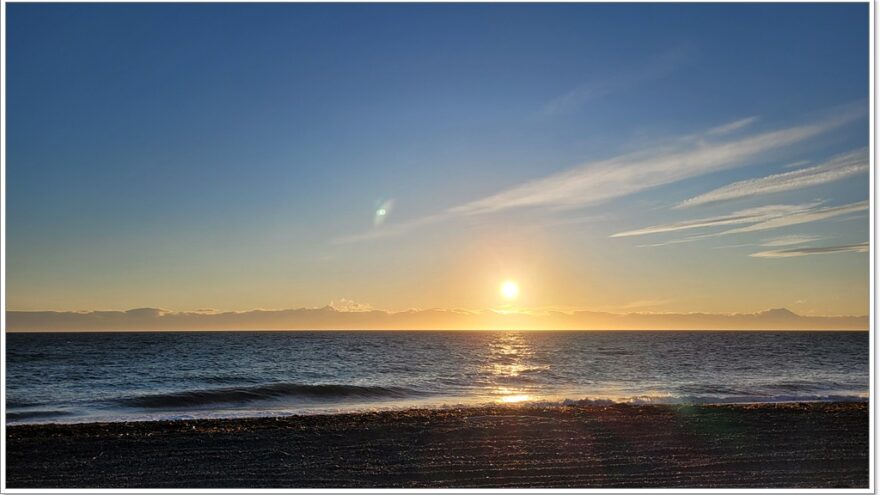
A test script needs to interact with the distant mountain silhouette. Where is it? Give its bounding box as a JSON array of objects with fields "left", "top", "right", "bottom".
[
  {"left": 6, "top": 306, "right": 867, "bottom": 331},
  {"left": 759, "top": 308, "right": 798, "bottom": 318}
]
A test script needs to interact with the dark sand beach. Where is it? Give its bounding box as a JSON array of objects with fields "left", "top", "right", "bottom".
[{"left": 6, "top": 402, "right": 868, "bottom": 488}]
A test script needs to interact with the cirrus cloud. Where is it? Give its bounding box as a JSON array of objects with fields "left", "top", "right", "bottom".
[
  {"left": 676, "top": 148, "right": 868, "bottom": 208},
  {"left": 750, "top": 242, "right": 869, "bottom": 258},
  {"left": 613, "top": 200, "right": 868, "bottom": 243},
  {"left": 761, "top": 235, "right": 824, "bottom": 247},
  {"left": 334, "top": 103, "right": 865, "bottom": 244},
  {"left": 611, "top": 202, "right": 820, "bottom": 238},
  {"left": 448, "top": 105, "right": 864, "bottom": 217}
]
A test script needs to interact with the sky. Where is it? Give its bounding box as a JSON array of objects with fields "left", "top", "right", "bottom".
[{"left": 5, "top": 3, "right": 871, "bottom": 324}]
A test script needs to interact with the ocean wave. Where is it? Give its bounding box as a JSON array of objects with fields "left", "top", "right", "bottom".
[
  {"left": 6, "top": 399, "right": 46, "bottom": 408},
  {"left": 195, "top": 375, "right": 264, "bottom": 385},
  {"left": 117, "top": 383, "right": 429, "bottom": 409},
  {"left": 559, "top": 393, "right": 868, "bottom": 406},
  {"left": 6, "top": 410, "right": 73, "bottom": 421}
]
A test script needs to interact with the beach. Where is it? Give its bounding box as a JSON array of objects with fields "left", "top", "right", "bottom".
[{"left": 6, "top": 401, "right": 868, "bottom": 488}]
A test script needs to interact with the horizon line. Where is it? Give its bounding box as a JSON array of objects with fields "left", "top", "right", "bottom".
[{"left": 5, "top": 306, "right": 868, "bottom": 332}]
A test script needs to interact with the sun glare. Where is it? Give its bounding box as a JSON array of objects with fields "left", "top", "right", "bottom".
[
  {"left": 499, "top": 394, "right": 531, "bottom": 403},
  {"left": 500, "top": 281, "right": 519, "bottom": 300}
]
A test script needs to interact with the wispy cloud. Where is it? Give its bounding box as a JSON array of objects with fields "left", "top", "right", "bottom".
[
  {"left": 612, "top": 298, "right": 674, "bottom": 310},
  {"left": 783, "top": 160, "right": 811, "bottom": 169},
  {"left": 721, "top": 200, "right": 868, "bottom": 235},
  {"left": 750, "top": 242, "right": 869, "bottom": 258},
  {"left": 637, "top": 237, "right": 708, "bottom": 248},
  {"left": 542, "top": 47, "right": 691, "bottom": 115},
  {"left": 611, "top": 203, "right": 819, "bottom": 238},
  {"left": 614, "top": 200, "right": 867, "bottom": 243},
  {"left": 704, "top": 116, "right": 759, "bottom": 136},
  {"left": 676, "top": 148, "right": 868, "bottom": 208},
  {"left": 449, "top": 107, "right": 862, "bottom": 217},
  {"left": 761, "top": 235, "right": 823, "bottom": 247},
  {"left": 334, "top": 104, "right": 864, "bottom": 244}
]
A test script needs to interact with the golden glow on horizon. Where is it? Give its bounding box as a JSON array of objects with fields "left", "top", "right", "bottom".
[
  {"left": 500, "top": 281, "right": 519, "bottom": 300},
  {"left": 499, "top": 394, "right": 531, "bottom": 403}
]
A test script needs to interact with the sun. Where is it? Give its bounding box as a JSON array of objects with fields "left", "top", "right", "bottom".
[{"left": 500, "top": 280, "right": 519, "bottom": 300}]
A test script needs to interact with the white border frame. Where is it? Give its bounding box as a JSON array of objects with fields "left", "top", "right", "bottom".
[{"left": 0, "top": 0, "right": 874, "bottom": 493}]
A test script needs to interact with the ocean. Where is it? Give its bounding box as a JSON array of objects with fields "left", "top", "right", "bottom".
[{"left": 5, "top": 330, "right": 869, "bottom": 424}]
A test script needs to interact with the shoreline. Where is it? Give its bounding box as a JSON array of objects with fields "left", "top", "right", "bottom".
[
  {"left": 5, "top": 395, "right": 870, "bottom": 427},
  {"left": 6, "top": 401, "right": 868, "bottom": 488}
]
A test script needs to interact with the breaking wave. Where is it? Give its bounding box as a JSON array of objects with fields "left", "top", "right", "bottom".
[
  {"left": 6, "top": 410, "right": 73, "bottom": 421},
  {"left": 117, "top": 383, "right": 429, "bottom": 409},
  {"left": 558, "top": 393, "right": 868, "bottom": 406}
]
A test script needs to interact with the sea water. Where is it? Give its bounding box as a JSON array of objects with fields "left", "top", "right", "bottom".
[{"left": 5, "top": 330, "right": 869, "bottom": 424}]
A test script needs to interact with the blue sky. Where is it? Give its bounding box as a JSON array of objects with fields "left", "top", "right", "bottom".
[{"left": 6, "top": 3, "right": 870, "bottom": 316}]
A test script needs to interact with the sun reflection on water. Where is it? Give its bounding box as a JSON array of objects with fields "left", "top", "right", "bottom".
[
  {"left": 498, "top": 394, "right": 531, "bottom": 403},
  {"left": 483, "top": 332, "right": 545, "bottom": 404}
]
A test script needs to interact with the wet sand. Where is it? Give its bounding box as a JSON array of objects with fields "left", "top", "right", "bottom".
[{"left": 6, "top": 402, "right": 868, "bottom": 488}]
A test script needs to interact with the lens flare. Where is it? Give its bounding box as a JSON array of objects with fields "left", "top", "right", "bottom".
[{"left": 373, "top": 199, "right": 395, "bottom": 226}]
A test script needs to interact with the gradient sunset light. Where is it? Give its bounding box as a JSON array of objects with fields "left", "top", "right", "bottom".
[{"left": 5, "top": 3, "right": 869, "bottom": 331}]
